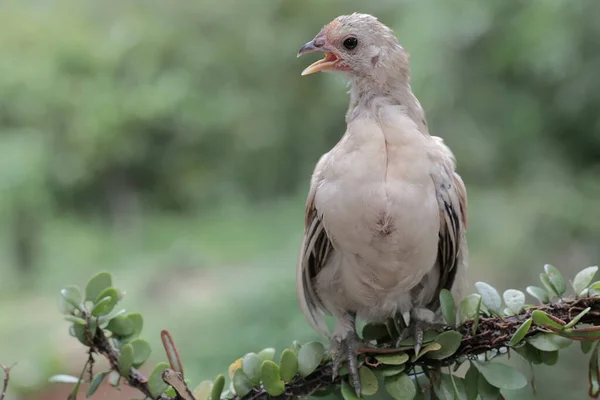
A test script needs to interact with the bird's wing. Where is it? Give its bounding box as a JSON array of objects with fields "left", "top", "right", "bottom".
[
  {"left": 430, "top": 138, "right": 468, "bottom": 306},
  {"left": 296, "top": 156, "right": 334, "bottom": 338}
]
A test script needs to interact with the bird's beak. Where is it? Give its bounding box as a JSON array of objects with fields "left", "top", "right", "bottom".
[{"left": 297, "top": 39, "right": 342, "bottom": 76}]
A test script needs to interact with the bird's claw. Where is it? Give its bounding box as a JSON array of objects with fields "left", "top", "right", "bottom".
[{"left": 330, "top": 332, "right": 375, "bottom": 397}]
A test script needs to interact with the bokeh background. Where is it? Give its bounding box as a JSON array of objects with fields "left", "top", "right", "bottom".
[{"left": 0, "top": 0, "right": 599, "bottom": 399}]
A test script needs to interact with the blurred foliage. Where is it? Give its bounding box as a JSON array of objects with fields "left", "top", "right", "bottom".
[{"left": 0, "top": 0, "right": 598, "bottom": 214}]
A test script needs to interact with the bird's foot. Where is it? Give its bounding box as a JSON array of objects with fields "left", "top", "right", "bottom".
[
  {"left": 330, "top": 331, "right": 376, "bottom": 397},
  {"left": 396, "top": 308, "right": 443, "bottom": 355}
]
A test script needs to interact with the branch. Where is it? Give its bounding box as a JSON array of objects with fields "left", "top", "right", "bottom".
[
  {"left": 0, "top": 363, "right": 15, "bottom": 400},
  {"left": 229, "top": 296, "right": 600, "bottom": 400}
]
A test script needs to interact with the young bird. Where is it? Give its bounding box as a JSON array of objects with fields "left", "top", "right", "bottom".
[{"left": 296, "top": 13, "right": 468, "bottom": 394}]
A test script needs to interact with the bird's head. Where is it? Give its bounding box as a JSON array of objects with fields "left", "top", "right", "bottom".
[{"left": 297, "top": 13, "right": 409, "bottom": 83}]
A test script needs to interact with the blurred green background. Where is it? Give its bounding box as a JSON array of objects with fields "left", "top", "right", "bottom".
[{"left": 0, "top": 0, "right": 599, "bottom": 399}]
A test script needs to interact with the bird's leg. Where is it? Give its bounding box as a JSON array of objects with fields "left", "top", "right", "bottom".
[
  {"left": 409, "top": 308, "right": 440, "bottom": 355},
  {"left": 330, "top": 313, "right": 375, "bottom": 396}
]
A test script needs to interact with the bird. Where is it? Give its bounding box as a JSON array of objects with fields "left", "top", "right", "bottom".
[{"left": 295, "top": 13, "right": 468, "bottom": 395}]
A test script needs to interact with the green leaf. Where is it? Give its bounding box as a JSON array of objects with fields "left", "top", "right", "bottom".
[
  {"left": 384, "top": 372, "right": 417, "bottom": 400},
  {"left": 464, "top": 364, "right": 479, "bottom": 400},
  {"left": 359, "top": 366, "right": 378, "bottom": 396},
  {"left": 148, "top": 363, "right": 170, "bottom": 398},
  {"left": 544, "top": 264, "right": 566, "bottom": 296},
  {"left": 589, "top": 342, "right": 600, "bottom": 398},
  {"left": 540, "top": 273, "right": 559, "bottom": 299},
  {"left": 257, "top": 348, "right": 276, "bottom": 362},
  {"left": 87, "top": 371, "right": 110, "bottom": 398},
  {"left": 297, "top": 341, "right": 325, "bottom": 377},
  {"left": 91, "top": 296, "right": 116, "bottom": 317},
  {"left": 476, "top": 362, "right": 527, "bottom": 390},
  {"left": 531, "top": 310, "right": 564, "bottom": 330},
  {"left": 97, "top": 308, "right": 127, "bottom": 328},
  {"left": 514, "top": 343, "right": 542, "bottom": 365},
  {"left": 375, "top": 353, "right": 409, "bottom": 365},
  {"left": 377, "top": 365, "right": 406, "bottom": 377},
  {"left": 412, "top": 343, "right": 441, "bottom": 361},
  {"left": 290, "top": 340, "right": 302, "bottom": 354},
  {"left": 528, "top": 333, "right": 571, "bottom": 351},
  {"left": 60, "top": 286, "right": 82, "bottom": 313},
  {"left": 68, "top": 365, "right": 87, "bottom": 400},
  {"left": 242, "top": 353, "right": 263, "bottom": 385},
  {"left": 459, "top": 294, "right": 482, "bottom": 322},
  {"left": 362, "top": 323, "right": 390, "bottom": 341},
  {"left": 130, "top": 338, "right": 152, "bottom": 368},
  {"left": 526, "top": 286, "right": 549, "bottom": 304},
  {"left": 192, "top": 380, "right": 213, "bottom": 400},
  {"left": 426, "top": 331, "right": 462, "bottom": 360},
  {"left": 73, "top": 323, "right": 92, "bottom": 346},
  {"left": 341, "top": 380, "right": 361, "bottom": 400},
  {"left": 439, "top": 289, "right": 457, "bottom": 326},
  {"left": 582, "top": 340, "right": 595, "bottom": 354},
  {"left": 106, "top": 314, "right": 134, "bottom": 337},
  {"left": 85, "top": 271, "right": 112, "bottom": 302},
  {"left": 573, "top": 266, "right": 598, "bottom": 295},
  {"left": 119, "top": 343, "right": 134, "bottom": 377},
  {"left": 540, "top": 350, "right": 559, "bottom": 366},
  {"left": 108, "top": 371, "right": 120, "bottom": 388},
  {"left": 475, "top": 282, "right": 502, "bottom": 315},
  {"left": 503, "top": 289, "right": 525, "bottom": 314},
  {"left": 477, "top": 373, "right": 501, "bottom": 400},
  {"left": 232, "top": 369, "right": 253, "bottom": 397},
  {"left": 261, "top": 360, "right": 285, "bottom": 396},
  {"left": 127, "top": 312, "right": 144, "bottom": 337},
  {"left": 279, "top": 349, "right": 299, "bottom": 382},
  {"left": 398, "top": 330, "right": 439, "bottom": 347},
  {"left": 64, "top": 315, "right": 86, "bottom": 325},
  {"left": 564, "top": 307, "right": 591, "bottom": 329},
  {"left": 48, "top": 374, "right": 81, "bottom": 383},
  {"left": 92, "top": 287, "right": 119, "bottom": 317},
  {"left": 211, "top": 374, "right": 225, "bottom": 400},
  {"left": 509, "top": 318, "right": 532, "bottom": 346}
]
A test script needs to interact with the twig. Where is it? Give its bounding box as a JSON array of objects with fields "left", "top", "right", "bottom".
[{"left": 0, "top": 363, "right": 15, "bottom": 400}]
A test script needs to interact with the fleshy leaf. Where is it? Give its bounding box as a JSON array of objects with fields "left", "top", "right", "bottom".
[
  {"left": 148, "top": 362, "right": 170, "bottom": 398},
  {"left": 510, "top": 318, "right": 532, "bottom": 346},
  {"left": 540, "top": 350, "right": 559, "bottom": 366},
  {"left": 375, "top": 353, "right": 409, "bottom": 365},
  {"left": 528, "top": 333, "right": 571, "bottom": 351},
  {"left": 85, "top": 272, "right": 112, "bottom": 302},
  {"left": 531, "top": 310, "right": 564, "bottom": 330},
  {"left": 540, "top": 273, "right": 559, "bottom": 299},
  {"left": 464, "top": 364, "right": 479, "bottom": 400},
  {"left": 413, "top": 343, "right": 441, "bottom": 361},
  {"left": 242, "top": 353, "right": 263, "bottom": 385},
  {"left": 477, "top": 373, "right": 501, "bottom": 400},
  {"left": 211, "top": 374, "right": 225, "bottom": 400},
  {"left": 261, "top": 360, "right": 285, "bottom": 396},
  {"left": 130, "top": 338, "right": 152, "bottom": 367},
  {"left": 526, "top": 286, "right": 549, "bottom": 304},
  {"left": 573, "top": 266, "right": 598, "bottom": 295},
  {"left": 377, "top": 365, "right": 406, "bottom": 377},
  {"left": 476, "top": 362, "right": 527, "bottom": 390},
  {"left": 439, "top": 289, "right": 457, "bottom": 326},
  {"left": 589, "top": 342, "right": 600, "bottom": 398},
  {"left": 297, "top": 341, "right": 325, "bottom": 377},
  {"left": 564, "top": 307, "right": 591, "bottom": 329},
  {"left": 87, "top": 371, "right": 110, "bottom": 398},
  {"left": 279, "top": 349, "right": 299, "bottom": 382},
  {"left": 426, "top": 331, "right": 462, "bottom": 360},
  {"left": 514, "top": 343, "right": 542, "bottom": 365},
  {"left": 341, "top": 380, "right": 361, "bottom": 400},
  {"left": 91, "top": 295, "right": 116, "bottom": 317},
  {"left": 503, "top": 289, "right": 525, "bottom": 314},
  {"left": 459, "top": 294, "right": 482, "bottom": 322},
  {"left": 107, "top": 314, "right": 134, "bottom": 337},
  {"left": 192, "top": 380, "right": 213, "bottom": 400},
  {"left": 60, "top": 286, "right": 82, "bottom": 312},
  {"left": 257, "top": 348, "right": 276, "bottom": 362},
  {"left": 475, "top": 282, "right": 502, "bottom": 315},
  {"left": 358, "top": 366, "right": 379, "bottom": 396},
  {"left": 544, "top": 264, "right": 566, "bottom": 296},
  {"left": 118, "top": 343, "right": 134, "bottom": 377},
  {"left": 362, "top": 323, "right": 390, "bottom": 341},
  {"left": 384, "top": 372, "right": 417, "bottom": 400},
  {"left": 582, "top": 341, "right": 595, "bottom": 354},
  {"left": 232, "top": 369, "right": 253, "bottom": 398},
  {"left": 48, "top": 374, "right": 81, "bottom": 383}
]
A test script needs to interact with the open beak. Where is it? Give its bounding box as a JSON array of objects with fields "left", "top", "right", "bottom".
[{"left": 297, "top": 39, "right": 342, "bottom": 76}]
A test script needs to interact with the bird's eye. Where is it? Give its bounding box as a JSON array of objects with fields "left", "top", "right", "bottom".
[{"left": 343, "top": 37, "right": 358, "bottom": 50}]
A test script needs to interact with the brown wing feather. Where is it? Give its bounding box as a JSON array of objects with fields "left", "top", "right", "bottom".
[{"left": 296, "top": 172, "right": 334, "bottom": 337}]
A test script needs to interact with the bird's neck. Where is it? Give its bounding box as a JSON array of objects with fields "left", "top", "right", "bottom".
[{"left": 346, "top": 75, "right": 429, "bottom": 134}]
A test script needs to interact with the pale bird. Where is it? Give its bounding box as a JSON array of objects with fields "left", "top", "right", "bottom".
[{"left": 296, "top": 13, "right": 468, "bottom": 394}]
